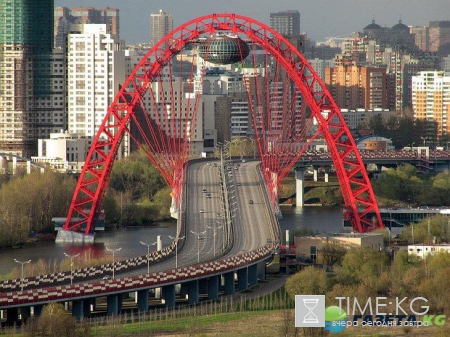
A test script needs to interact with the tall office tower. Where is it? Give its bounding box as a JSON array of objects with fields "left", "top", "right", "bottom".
[
  {"left": 0, "top": 0, "right": 56, "bottom": 156},
  {"left": 412, "top": 71, "right": 450, "bottom": 140},
  {"left": 325, "top": 65, "right": 390, "bottom": 110},
  {"left": 429, "top": 21, "right": 450, "bottom": 54},
  {"left": 150, "top": 9, "right": 173, "bottom": 47},
  {"left": 270, "top": 10, "right": 300, "bottom": 37},
  {"left": 66, "top": 24, "right": 126, "bottom": 139},
  {"left": 54, "top": 7, "right": 120, "bottom": 48}
]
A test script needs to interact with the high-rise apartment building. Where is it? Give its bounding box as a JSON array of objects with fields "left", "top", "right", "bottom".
[
  {"left": 0, "top": 0, "right": 58, "bottom": 156},
  {"left": 270, "top": 10, "right": 300, "bottom": 37},
  {"left": 66, "top": 24, "right": 126, "bottom": 139},
  {"left": 412, "top": 71, "right": 450, "bottom": 140},
  {"left": 54, "top": 7, "right": 119, "bottom": 48},
  {"left": 325, "top": 65, "right": 390, "bottom": 110},
  {"left": 410, "top": 26, "right": 429, "bottom": 52},
  {"left": 429, "top": 21, "right": 450, "bottom": 54},
  {"left": 150, "top": 9, "right": 173, "bottom": 47}
]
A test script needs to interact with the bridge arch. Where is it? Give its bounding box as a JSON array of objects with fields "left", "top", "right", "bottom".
[{"left": 63, "top": 13, "right": 383, "bottom": 234}]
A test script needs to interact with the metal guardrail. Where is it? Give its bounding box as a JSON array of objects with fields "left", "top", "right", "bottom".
[
  {"left": 0, "top": 159, "right": 278, "bottom": 308},
  {"left": 0, "top": 243, "right": 275, "bottom": 308}
]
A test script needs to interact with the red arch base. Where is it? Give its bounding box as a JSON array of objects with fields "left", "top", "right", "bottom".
[{"left": 63, "top": 13, "right": 383, "bottom": 235}]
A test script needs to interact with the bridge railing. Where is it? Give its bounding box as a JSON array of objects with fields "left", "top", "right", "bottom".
[{"left": 0, "top": 241, "right": 276, "bottom": 308}]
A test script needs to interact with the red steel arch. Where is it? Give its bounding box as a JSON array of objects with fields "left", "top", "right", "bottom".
[{"left": 63, "top": 13, "right": 383, "bottom": 234}]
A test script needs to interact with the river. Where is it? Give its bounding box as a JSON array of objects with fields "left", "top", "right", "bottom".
[{"left": 0, "top": 206, "right": 343, "bottom": 277}]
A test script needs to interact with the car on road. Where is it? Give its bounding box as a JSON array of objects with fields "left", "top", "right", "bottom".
[
  {"left": 206, "top": 194, "right": 212, "bottom": 198},
  {"left": 199, "top": 209, "right": 205, "bottom": 213},
  {"left": 202, "top": 189, "right": 207, "bottom": 193},
  {"left": 249, "top": 200, "right": 254, "bottom": 204}
]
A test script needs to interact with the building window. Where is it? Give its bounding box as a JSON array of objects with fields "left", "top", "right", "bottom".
[{"left": 310, "top": 246, "right": 317, "bottom": 261}]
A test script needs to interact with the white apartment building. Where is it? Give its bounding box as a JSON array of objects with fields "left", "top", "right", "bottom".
[
  {"left": 408, "top": 244, "right": 450, "bottom": 259},
  {"left": 32, "top": 131, "right": 91, "bottom": 173},
  {"left": 412, "top": 71, "right": 450, "bottom": 139},
  {"left": 67, "top": 24, "right": 126, "bottom": 139}
]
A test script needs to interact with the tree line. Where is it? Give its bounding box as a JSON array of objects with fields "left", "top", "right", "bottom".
[
  {"left": 372, "top": 163, "right": 450, "bottom": 206},
  {"left": 286, "top": 247, "right": 450, "bottom": 319},
  {"left": 0, "top": 150, "right": 172, "bottom": 249}
]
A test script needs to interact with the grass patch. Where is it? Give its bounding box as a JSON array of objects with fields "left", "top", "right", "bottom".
[{"left": 91, "top": 311, "right": 276, "bottom": 336}]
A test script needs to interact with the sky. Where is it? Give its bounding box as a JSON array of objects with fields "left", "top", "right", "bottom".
[{"left": 55, "top": 0, "right": 450, "bottom": 44}]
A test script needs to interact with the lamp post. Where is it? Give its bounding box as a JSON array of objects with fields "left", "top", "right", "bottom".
[
  {"left": 206, "top": 225, "right": 223, "bottom": 257},
  {"left": 14, "top": 259, "right": 31, "bottom": 291},
  {"left": 64, "top": 252, "right": 80, "bottom": 285},
  {"left": 140, "top": 241, "right": 156, "bottom": 275},
  {"left": 190, "top": 230, "right": 206, "bottom": 263},
  {"left": 421, "top": 136, "right": 428, "bottom": 147},
  {"left": 168, "top": 235, "right": 185, "bottom": 268},
  {"left": 106, "top": 247, "right": 121, "bottom": 279}
]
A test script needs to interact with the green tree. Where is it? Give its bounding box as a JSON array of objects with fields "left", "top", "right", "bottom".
[
  {"left": 285, "top": 266, "right": 329, "bottom": 300},
  {"left": 36, "top": 303, "right": 79, "bottom": 337},
  {"left": 318, "top": 242, "right": 347, "bottom": 267},
  {"left": 334, "top": 246, "right": 390, "bottom": 296}
]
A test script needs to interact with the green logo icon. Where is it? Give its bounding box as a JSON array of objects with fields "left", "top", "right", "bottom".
[{"left": 325, "top": 306, "right": 348, "bottom": 333}]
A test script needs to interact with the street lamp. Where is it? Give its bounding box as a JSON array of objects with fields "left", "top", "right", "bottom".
[
  {"left": 140, "top": 241, "right": 156, "bottom": 275},
  {"left": 14, "top": 259, "right": 31, "bottom": 291},
  {"left": 106, "top": 247, "right": 122, "bottom": 279},
  {"left": 64, "top": 252, "right": 80, "bottom": 285},
  {"left": 190, "top": 230, "right": 206, "bottom": 263},
  {"left": 421, "top": 136, "right": 428, "bottom": 147},
  {"left": 168, "top": 235, "right": 185, "bottom": 268},
  {"left": 206, "top": 225, "right": 222, "bottom": 257}
]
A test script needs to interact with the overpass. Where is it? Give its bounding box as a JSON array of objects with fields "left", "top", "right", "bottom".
[
  {"left": 294, "top": 148, "right": 450, "bottom": 206},
  {"left": 0, "top": 159, "right": 279, "bottom": 322}
]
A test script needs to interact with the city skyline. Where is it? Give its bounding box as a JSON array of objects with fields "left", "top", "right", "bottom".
[{"left": 54, "top": 0, "right": 450, "bottom": 44}]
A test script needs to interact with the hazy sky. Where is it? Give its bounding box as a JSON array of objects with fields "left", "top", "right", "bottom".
[{"left": 55, "top": 0, "right": 450, "bottom": 44}]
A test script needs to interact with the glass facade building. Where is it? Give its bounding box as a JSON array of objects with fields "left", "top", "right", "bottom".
[{"left": 0, "top": 0, "right": 55, "bottom": 156}]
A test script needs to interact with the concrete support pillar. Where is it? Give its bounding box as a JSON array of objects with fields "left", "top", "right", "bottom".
[
  {"left": 72, "top": 300, "right": 86, "bottom": 320},
  {"left": 187, "top": 280, "right": 199, "bottom": 305},
  {"left": 162, "top": 284, "right": 176, "bottom": 308},
  {"left": 199, "top": 278, "right": 208, "bottom": 294},
  {"left": 248, "top": 264, "right": 258, "bottom": 287},
  {"left": 258, "top": 261, "right": 266, "bottom": 281},
  {"left": 6, "top": 308, "right": 18, "bottom": 326},
  {"left": 12, "top": 156, "right": 17, "bottom": 175},
  {"left": 26, "top": 161, "right": 31, "bottom": 174},
  {"left": 313, "top": 167, "right": 318, "bottom": 182},
  {"left": 224, "top": 271, "right": 235, "bottom": 295},
  {"left": 33, "top": 305, "right": 44, "bottom": 318},
  {"left": 84, "top": 299, "right": 92, "bottom": 317},
  {"left": 157, "top": 235, "right": 162, "bottom": 251},
  {"left": 208, "top": 275, "right": 220, "bottom": 301},
  {"left": 20, "top": 307, "right": 31, "bottom": 321},
  {"left": 107, "top": 294, "right": 122, "bottom": 316},
  {"left": 137, "top": 289, "right": 150, "bottom": 312},
  {"left": 324, "top": 167, "right": 329, "bottom": 183},
  {"left": 295, "top": 168, "right": 305, "bottom": 207},
  {"left": 237, "top": 267, "right": 248, "bottom": 292}
]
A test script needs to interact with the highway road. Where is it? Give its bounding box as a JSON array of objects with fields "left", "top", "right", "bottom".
[
  {"left": 0, "top": 159, "right": 277, "bottom": 289},
  {"left": 121, "top": 159, "right": 276, "bottom": 276}
]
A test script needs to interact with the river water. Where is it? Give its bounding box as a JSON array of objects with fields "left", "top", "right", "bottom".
[{"left": 0, "top": 206, "right": 342, "bottom": 277}]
